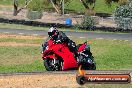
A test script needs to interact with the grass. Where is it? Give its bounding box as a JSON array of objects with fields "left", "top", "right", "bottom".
[
  {"left": 0, "top": 0, "right": 118, "bottom": 14},
  {"left": 0, "top": 46, "right": 44, "bottom": 73},
  {"left": 0, "top": 34, "right": 132, "bottom": 73},
  {"left": 72, "top": 37, "right": 132, "bottom": 70},
  {"left": 0, "top": 38, "right": 42, "bottom": 44},
  {"left": 0, "top": 0, "right": 25, "bottom": 6},
  {"left": 0, "top": 33, "right": 45, "bottom": 73},
  {"left": 65, "top": 0, "right": 118, "bottom": 14},
  {"left": 0, "top": 23, "right": 48, "bottom": 31},
  {"left": 94, "top": 0, "right": 118, "bottom": 14},
  {"left": 0, "top": 0, "right": 13, "bottom": 5}
]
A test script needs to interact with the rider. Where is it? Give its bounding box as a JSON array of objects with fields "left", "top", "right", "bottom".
[{"left": 48, "top": 27, "right": 79, "bottom": 60}]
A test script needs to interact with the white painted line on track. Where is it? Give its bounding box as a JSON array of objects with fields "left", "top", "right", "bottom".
[
  {"left": 113, "top": 39, "right": 117, "bottom": 40},
  {"left": 4, "top": 32, "right": 9, "bottom": 34},
  {"left": 67, "top": 36, "right": 72, "bottom": 38},
  {"left": 33, "top": 34, "right": 38, "bottom": 36},
  {"left": 79, "top": 37, "right": 85, "bottom": 38},
  {"left": 96, "top": 38, "right": 103, "bottom": 39},
  {"left": 125, "top": 40, "right": 129, "bottom": 41},
  {"left": 19, "top": 33, "right": 24, "bottom": 35}
]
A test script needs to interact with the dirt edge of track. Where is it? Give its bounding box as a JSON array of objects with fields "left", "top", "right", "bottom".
[{"left": 0, "top": 71, "right": 131, "bottom": 88}]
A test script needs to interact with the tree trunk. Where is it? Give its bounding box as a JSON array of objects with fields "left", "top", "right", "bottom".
[
  {"left": 55, "top": 4, "right": 62, "bottom": 14},
  {"left": 13, "top": 0, "right": 18, "bottom": 16},
  {"left": 13, "top": 0, "right": 32, "bottom": 16},
  {"left": 85, "top": 8, "right": 95, "bottom": 15},
  {"left": 80, "top": 0, "right": 96, "bottom": 15},
  {"left": 50, "top": 0, "right": 62, "bottom": 14}
]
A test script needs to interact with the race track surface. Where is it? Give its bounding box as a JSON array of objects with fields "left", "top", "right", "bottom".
[{"left": 0, "top": 28, "right": 132, "bottom": 40}]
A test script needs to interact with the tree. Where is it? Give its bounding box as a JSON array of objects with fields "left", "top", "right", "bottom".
[
  {"left": 80, "top": 0, "right": 96, "bottom": 15},
  {"left": 79, "top": 0, "right": 128, "bottom": 15},
  {"left": 49, "top": 0, "right": 70, "bottom": 14},
  {"left": 13, "top": 0, "right": 32, "bottom": 16},
  {"left": 114, "top": 0, "right": 132, "bottom": 29}
]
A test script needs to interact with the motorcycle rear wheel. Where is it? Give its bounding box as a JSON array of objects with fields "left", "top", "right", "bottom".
[{"left": 78, "top": 56, "right": 96, "bottom": 70}]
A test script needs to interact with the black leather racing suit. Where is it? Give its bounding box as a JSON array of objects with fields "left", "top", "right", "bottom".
[{"left": 52, "top": 31, "right": 78, "bottom": 58}]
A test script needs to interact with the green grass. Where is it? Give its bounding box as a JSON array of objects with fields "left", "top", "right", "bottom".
[
  {"left": 0, "top": 23, "right": 48, "bottom": 31},
  {"left": 73, "top": 37, "right": 132, "bottom": 70},
  {"left": 0, "top": 0, "right": 118, "bottom": 14},
  {"left": 0, "top": 46, "right": 44, "bottom": 73},
  {"left": 94, "top": 40, "right": 132, "bottom": 70},
  {"left": 65, "top": 0, "right": 118, "bottom": 14},
  {"left": 0, "top": 35, "right": 132, "bottom": 73},
  {"left": 0, "top": 0, "right": 13, "bottom": 5},
  {"left": 0, "top": 0, "right": 25, "bottom": 6},
  {"left": 94, "top": 0, "right": 118, "bottom": 14},
  {"left": 0, "top": 38, "right": 42, "bottom": 44}
]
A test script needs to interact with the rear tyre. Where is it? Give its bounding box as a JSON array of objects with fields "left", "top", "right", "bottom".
[
  {"left": 92, "top": 64, "right": 96, "bottom": 70},
  {"left": 79, "top": 56, "right": 96, "bottom": 70}
]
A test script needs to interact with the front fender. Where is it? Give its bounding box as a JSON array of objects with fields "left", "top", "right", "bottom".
[
  {"left": 42, "top": 50, "right": 54, "bottom": 60},
  {"left": 42, "top": 55, "right": 55, "bottom": 60}
]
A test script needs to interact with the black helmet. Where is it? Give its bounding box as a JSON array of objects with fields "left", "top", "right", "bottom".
[{"left": 48, "top": 27, "right": 58, "bottom": 38}]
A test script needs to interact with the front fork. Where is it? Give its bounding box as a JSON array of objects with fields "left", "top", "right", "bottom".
[{"left": 51, "top": 58, "right": 63, "bottom": 71}]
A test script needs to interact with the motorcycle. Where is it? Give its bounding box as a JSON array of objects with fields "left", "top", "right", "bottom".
[{"left": 41, "top": 37, "right": 96, "bottom": 71}]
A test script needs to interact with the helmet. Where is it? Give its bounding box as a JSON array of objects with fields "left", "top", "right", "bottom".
[{"left": 48, "top": 27, "right": 58, "bottom": 38}]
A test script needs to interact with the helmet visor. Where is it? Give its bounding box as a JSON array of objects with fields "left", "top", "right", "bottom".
[{"left": 48, "top": 32, "right": 54, "bottom": 37}]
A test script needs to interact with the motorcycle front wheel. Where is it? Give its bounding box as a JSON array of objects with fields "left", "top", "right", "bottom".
[{"left": 44, "top": 58, "right": 63, "bottom": 71}]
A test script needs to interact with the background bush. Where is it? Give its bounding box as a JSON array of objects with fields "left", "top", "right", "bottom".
[
  {"left": 74, "top": 15, "right": 96, "bottom": 30},
  {"left": 114, "top": 0, "right": 132, "bottom": 30}
]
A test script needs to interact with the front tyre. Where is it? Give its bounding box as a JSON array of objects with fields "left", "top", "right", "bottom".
[
  {"left": 44, "top": 58, "right": 54, "bottom": 71},
  {"left": 44, "top": 58, "right": 62, "bottom": 71}
]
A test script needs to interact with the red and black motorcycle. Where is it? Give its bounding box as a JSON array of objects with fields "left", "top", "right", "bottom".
[{"left": 41, "top": 37, "right": 96, "bottom": 71}]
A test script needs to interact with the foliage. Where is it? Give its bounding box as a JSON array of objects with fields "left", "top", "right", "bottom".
[
  {"left": 52, "top": 0, "right": 69, "bottom": 4},
  {"left": 74, "top": 15, "right": 96, "bottom": 30},
  {"left": 27, "top": 11, "right": 43, "bottom": 20},
  {"left": 105, "top": 0, "right": 128, "bottom": 5},
  {"left": 114, "top": 0, "right": 132, "bottom": 29},
  {"left": 0, "top": 0, "right": 118, "bottom": 14},
  {"left": 27, "top": 0, "right": 45, "bottom": 11}
]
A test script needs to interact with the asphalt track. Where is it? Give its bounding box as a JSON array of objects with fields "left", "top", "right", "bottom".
[{"left": 0, "top": 28, "right": 132, "bottom": 40}]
